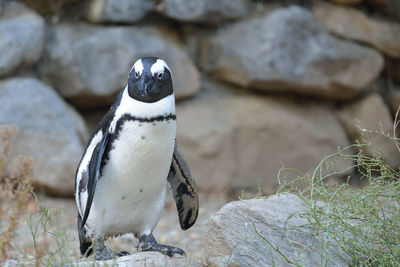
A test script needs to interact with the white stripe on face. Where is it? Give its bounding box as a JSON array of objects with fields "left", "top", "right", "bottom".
[
  {"left": 132, "top": 59, "right": 144, "bottom": 75},
  {"left": 150, "top": 59, "right": 171, "bottom": 76}
]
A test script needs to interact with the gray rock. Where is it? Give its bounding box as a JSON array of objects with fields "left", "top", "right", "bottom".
[
  {"left": 337, "top": 94, "right": 400, "bottom": 169},
  {"left": 0, "top": 2, "right": 45, "bottom": 77},
  {"left": 313, "top": 2, "right": 400, "bottom": 58},
  {"left": 85, "top": 0, "right": 155, "bottom": 23},
  {"left": 3, "top": 260, "right": 34, "bottom": 266},
  {"left": 200, "top": 6, "right": 384, "bottom": 100},
  {"left": 162, "top": 0, "right": 250, "bottom": 24},
  {"left": 75, "top": 252, "right": 202, "bottom": 266},
  {"left": 176, "top": 80, "right": 351, "bottom": 193},
  {"left": 204, "top": 193, "right": 351, "bottom": 266},
  {"left": 39, "top": 23, "right": 200, "bottom": 108},
  {"left": 0, "top": 78, "right": 88, "bottom": 196}
]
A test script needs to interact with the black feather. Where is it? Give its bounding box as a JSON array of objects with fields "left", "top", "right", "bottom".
[
  {"left": 167, "top": 144, "right": 199, "bottom": 230},
  {"left": 77, "top": 213, "right": 92, "bottom": 256},
  {"left": 80, "top": 128, "right": 110, "bottom": 230}
]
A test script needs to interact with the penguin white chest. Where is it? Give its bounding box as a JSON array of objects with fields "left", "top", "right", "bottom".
[
  {"left": 109, "top": 119, "right": 176, "bottom": 183},
  {"left": 89, "top": 118, "right": 176, "bottom": 236}
]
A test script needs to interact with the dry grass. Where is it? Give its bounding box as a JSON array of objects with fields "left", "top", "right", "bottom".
[
  {"left": 0, "top": 126, "right": 74, "bottom": 266},
  {"left": 0, "top": 126, "right": 33, "bottom": 262}
]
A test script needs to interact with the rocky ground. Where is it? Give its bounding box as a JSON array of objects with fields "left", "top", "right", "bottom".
[
  {"left": 6, "top": 193, "right": 356, "bottom": 266},
  {"left": 1, "top": 0, "right": 400, "bottom": 199},
  {"left": 6, "top": 191, "right": 229, "bottom": 265}
]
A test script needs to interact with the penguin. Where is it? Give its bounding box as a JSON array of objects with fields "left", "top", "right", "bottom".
[{"left": 75, "top": 57, "right": 199, "bottom": 260}]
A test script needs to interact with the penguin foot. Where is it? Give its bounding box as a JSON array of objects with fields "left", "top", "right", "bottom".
[
  {"left": 138, "top": 233, "right": 185, "bottom": 257},
  {"left": 93, "top": 238, "right": 129, "bottom": 260},
  {"left": 138, "top": 242, "right": 185, "bottom": 257},
  {"left": 94, "top": 245, "right": 113, "bottom": 261}
]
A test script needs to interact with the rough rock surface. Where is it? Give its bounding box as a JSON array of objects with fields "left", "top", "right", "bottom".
[
  {"left": 313, "top": 2, "right": 400, "bottom": 58},
  {"left": 6, "top": 193, "right": 225, "bottom": 265},
  {"left": 162, "top": 0, "right": 250, "bottom": 24},
  {"left": 85, "top": 0, "right": 155, "bottom": 23},
  {"left": 39, "top": 23, "right": 200, "bottom": 108},
  {"left": 0, "top": 78, "right": 88, "bottom": 196},
  {"left": 0, "top": 1, "right": 45, "bottom": 77},
  {"left": 200, "top": 6, "right": 383, "bottom": 100},
  {"left": 204, "top": 193, "right": 351, "bottom": 266},
  {"left": 176, "top": 81, "right": 351, "bottom": 193},
  {"left": 75, "top": 252, "right": 202, "bottom": 266},
  {"left": 338, "top": 94, "right": 400, "bottom": 168}
]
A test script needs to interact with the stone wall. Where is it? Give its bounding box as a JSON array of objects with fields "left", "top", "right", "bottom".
[{"left": 0, "top": 0, "right": 399, "bottom": 196}]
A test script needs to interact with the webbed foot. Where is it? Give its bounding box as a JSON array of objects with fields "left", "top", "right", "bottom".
[
  {"left": 93, "top": 238, "right": 130, "bottom": 260},
  {"left": 94, "top": 244, "right": 113, "bottom": 261},
  {"left": 138, "top": 233, "right": 185, "bottom": 257}
]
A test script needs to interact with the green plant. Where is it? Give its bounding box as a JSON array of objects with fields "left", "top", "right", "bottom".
[
  {"left": 275, "top": 140, "right": 400, "bottom": 266},
  {"left": 27, "top": 196, "right": 77, "bottom": 266}
]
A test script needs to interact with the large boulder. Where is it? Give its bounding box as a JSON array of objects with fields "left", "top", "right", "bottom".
[
  {"left": 200, "top": 6, "right": 383, "bottom": 100},
  {"left": 0, "top": 78, "right": 88, "bottom": 196},
  {"left": 85, "top": 0, "right": 155, "bottom": 23},
  {"left": 176, "top": 80, "right": 351, "bottom": 193},
  {"left": 0, "top": 1, "right": 45, "bottom": 77},
  {"left": 313, "top": 2, "right": 400, "bottom": 58},
  {"left": 337, "top": 94, "right": 400, "bottom": 169},
  {"left": 204, "top": 193, "right": 351, "bottom": 266},
  {"left": 38, "top": 23, "right": 200, "bottom": 108},
  {"left": 161, "top": 0, "right": 251, "bottom": 25}
]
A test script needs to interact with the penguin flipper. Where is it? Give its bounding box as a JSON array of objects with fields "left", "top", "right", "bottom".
[
  {"left": 78, "top": 212, "right": 93, "bottom": 256},
  {"left": 167, "top": 143, "right": 199, "bottom": 230},
  {"left": 81, "top": 128, "right": 110, "bottom": 230}
]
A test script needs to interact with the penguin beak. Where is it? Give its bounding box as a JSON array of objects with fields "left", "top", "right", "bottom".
[
  {"left": 140, "top": 84, "right": 147, "bottom": 97},
  {"left": 139, "top": 74, "right": 152, "bottom": 97}
]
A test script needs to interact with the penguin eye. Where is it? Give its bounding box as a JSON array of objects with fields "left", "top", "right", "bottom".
[
  {"left": 157, "top": 72, "right": 163, "bottom": 80},
  {"left": 135, "top": 71, "right": 140, "bottom": 79}
]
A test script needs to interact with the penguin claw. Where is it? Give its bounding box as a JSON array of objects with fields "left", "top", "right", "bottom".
[
  {"left": 138, "top": 233, "right": 185, "bottom": 257},
  {"left": 93, "top": 239, "right": 130, "bottom": 260},
  {"left": 94, "top": 246, "right": 113, "bottom": 261},
  {"left": 116, "top": 250, "right": 130, "bottom": 257},
  {"left": 138, "top": 242, "right": 185, "bottom": 257}
]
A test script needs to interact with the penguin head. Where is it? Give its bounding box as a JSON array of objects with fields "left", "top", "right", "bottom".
[{"left": 128, "top": 57, "right": 173, "bottom": 103}]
